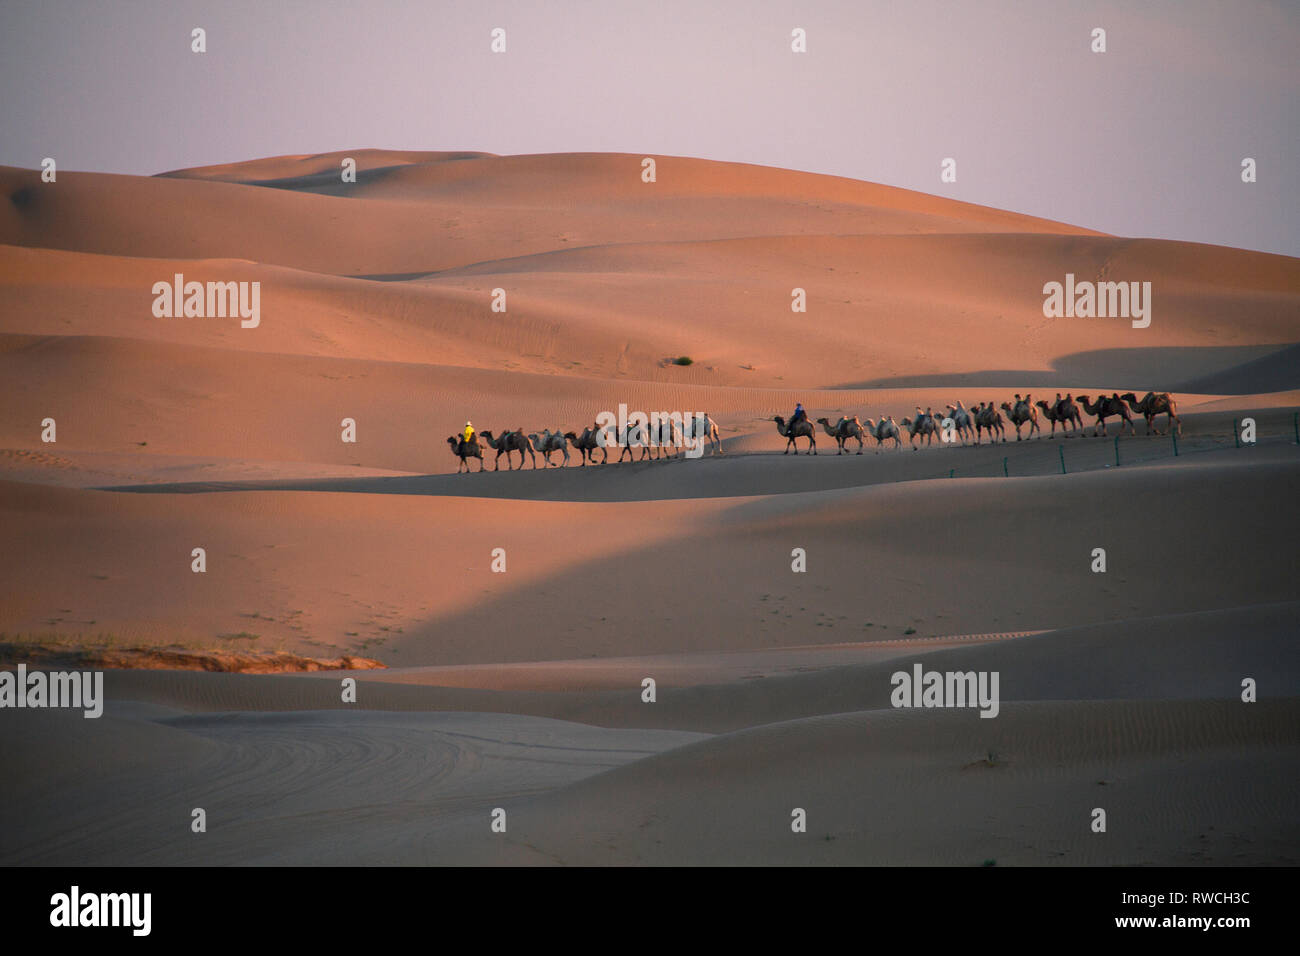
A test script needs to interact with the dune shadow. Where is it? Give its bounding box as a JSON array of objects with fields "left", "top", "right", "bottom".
[{"left": 833, "top": 344, "right": 1300, "bottom": 394}]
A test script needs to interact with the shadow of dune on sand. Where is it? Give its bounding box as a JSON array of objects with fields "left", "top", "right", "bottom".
[{"left": 834, "top": 344, "right": 1300, "bottom": 394}]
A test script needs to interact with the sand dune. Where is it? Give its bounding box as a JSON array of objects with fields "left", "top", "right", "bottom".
[
  {"left": 1, "top": 149, "right": 1296, "bottom": 866},
  {"left": 2, "top": 455, "right": 1296, "bottom": 664}
]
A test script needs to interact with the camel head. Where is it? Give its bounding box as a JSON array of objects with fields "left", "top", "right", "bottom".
[
  {"left": 447, "top": 436, "right": 458, "bottom": 448},
  {"left": 1000, "top": 402, "right": 1012, "bottom": 412},
  {"left": 815, "top": 417, "right": 830, "bottom": 425}
]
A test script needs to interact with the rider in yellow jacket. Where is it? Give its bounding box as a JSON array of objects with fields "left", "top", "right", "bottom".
[{"left": 462, "top": 421, "right": 475, "bottom": 445}]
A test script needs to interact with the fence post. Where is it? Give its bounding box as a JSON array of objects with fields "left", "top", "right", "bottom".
[
  {"left": 1172, "top": 431, "right": 1179, "bottom": 457},
  {"left": 1233, "top": 419, "right": 1240, "bottom": 449},
  {"left": 949, "top": 468, "right": 954, "bottom": 479},
  {"left": 1113, "top": 435, "right": 1121, "bottom": 467},
  {"left": 1058, "top": 445, "right": 1066, "bottom": 474},
  {"left": 1002, "top": 457, "right": 1009, "bottom": 478},
  {"left": 1294, "top": 412, "right": 1298, "bottom": 445}
]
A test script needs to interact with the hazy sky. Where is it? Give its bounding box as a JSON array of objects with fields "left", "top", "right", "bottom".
[{"left": 2, "top": 0, "right": 1296, "bottom": 256}]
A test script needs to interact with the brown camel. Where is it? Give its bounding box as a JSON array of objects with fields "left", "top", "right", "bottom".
[
  {"left": 479, "top": 429, "right": 537, "bottom": 470},
  {"left": 446, "top": 435, "right": 484, "bottom": 473},
  {"left": 774, "top": 415, "right": 817, "bottom": 454},
  {"left": 1120, "top": 392, "right": 1182, "bottom": 436},
  {"left": 613, "top": 420, "right": 653, "bottom": 463},
  {"left": 899, "top": 407, "right": 939, "bottom": 448},
  {"left": 1077, "top": 394, "right": 1135, "bottom": 437},
  {"left": 1035, "top": 393, "right": 1083, "bottom": 438},
  {"left": 816, "top": 416, "right": 865, "bottom": 454},
  {"left": 564, "top": 425, "right": 608, "bottom": 466}
]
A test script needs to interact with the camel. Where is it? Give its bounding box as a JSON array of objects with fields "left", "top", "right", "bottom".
[
  {"left": 973, "top": 402, "right": 1006, "bottom": 444},
  {"left": 1077, "top": 394, "right": 1135, "bottom": 437},
  {"left": 647, "top": 416, "right": 684, "bottom": 460},
  {"left": 684, "top": 413, "right": 723, "bottom": 456},
  {"left": 564, "top": 425, "right": 608, "bottom": 466},
  {"left": 1120, "top": 392, "right": 1182, "bottom": 436},
  {"left": 899, "top": 407, "right": 939, "bottom": 448},
  {"left": 773, "top": 415, "right": 817, "bottom": 454},
  {"left": 999, "top": 394, "right": 1041, "bottom": 441},
  {"left": 446, "top": 435, "right": 484, "bottom": 473},
  {"left": 479, "top": 429, "right": 537, "bottom": 470},
  {"left": 528, "top": 428, "right": 571, "bottom": 467},
  {"left": 944, "top": 402, "right": 973, "bottom": 444},
  {"left": 613, "top": 420, "right": 653, "bottom": 463},
  {"left": 1035, "top": 394, "right": 1083, "bottom": 438},
  {"left": 816, "top": 416, "right": 866, "bottom": 454},
  {"left": 864, "top": 416, "right": 902, "bottom": 450}
]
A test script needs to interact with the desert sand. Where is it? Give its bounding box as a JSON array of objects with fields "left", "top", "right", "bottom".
[{"left": 1, "top": 151, "right": 1297, "bottom": 864}]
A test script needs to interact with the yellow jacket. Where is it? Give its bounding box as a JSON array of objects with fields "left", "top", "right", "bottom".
[{"left": 463, "top": 425, "right": 475, "bottom": 442}]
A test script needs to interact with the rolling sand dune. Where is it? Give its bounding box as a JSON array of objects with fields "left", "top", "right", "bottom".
[
  {"left": 1, "top": 456, "right": 1296, "bottom": 664},
  {"left": 1, "top": 150, "right": 1297, "bottom": 865}
]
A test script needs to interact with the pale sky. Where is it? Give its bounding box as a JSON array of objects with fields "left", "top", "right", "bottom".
[{"left": 2, "top": 0, "right": 1296, "bottom": 256}]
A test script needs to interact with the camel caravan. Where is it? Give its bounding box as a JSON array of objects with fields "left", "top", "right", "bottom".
[
  {"left": 448, "top": 414, "right": 724, "bottom": 472},
  {"left": 447, "top": 391, "right": 1182, "bottom": 471},
  {"left": 777, "top": 391, "right": 1182, "bottom": 454}
]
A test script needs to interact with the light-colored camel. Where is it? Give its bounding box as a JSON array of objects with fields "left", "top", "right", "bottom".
[
  {"left": 944, "top": 402, "right": 973, "bottom": 444},
  {"left": 1077, "top": 394, "right": 1135, "bottom": 437},
  {"left": 1000, "top": 394, "right": 1041, "bottom": 441},
  {"left": 773, "top": 415, "right": 817, "bottom": 454},
  {"left": 528, "top": 429, "right": 571, "bottom": 467},
  {"left": 683, "top": 413, "right": 723, "bottom": 455},
  {"left": 864, "top": 416, "right": 902, "bottom": 450},
  {"left": 973, "top": 402, "right": 1006, "bottom": 444},
  {"left": 647, "top": 416, "right": 684, "bottom": 460},
  {"left": 816, "top": 416, "right": 866, "bottom": 454},
  {"left": 1120, "top": 392, "right": 1182, "bottom": 436},
  {"left": 478, "top": 429, "right": 537, "bottom": 470},
  {"left": 899, "top": 407, "right": 939, "bottom": 448},
  {"left": 446, "top": 435, "right": 484, "bottom": 473},
  {"left": 564, "top": 425, "right": 608, "bottom": 466}
]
